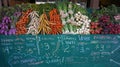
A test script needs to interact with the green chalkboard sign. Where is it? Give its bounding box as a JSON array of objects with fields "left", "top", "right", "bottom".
[{"left": 0, "top": 35, "right": 120, "bottom": 67}]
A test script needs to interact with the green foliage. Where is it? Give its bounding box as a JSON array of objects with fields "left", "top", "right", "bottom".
[
  {"left": 56, "top": 0, "right": 88, "bottom": 15},
  {"left": 90, "top": 4, "right": 120, "bottom": 23},
  {"left": 38, "top": 3, "right": 57, "bottom": 17},
  {"left": 100, "top": 4, "right": 118, "bottom": 16},
  {"left": 30, "top": 4, "right": 39, "bottom": 11},
  {"left": 72, "top": 4, "right": 88, "bottom": 15}
]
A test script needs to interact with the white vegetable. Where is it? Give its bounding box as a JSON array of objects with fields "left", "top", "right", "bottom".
[
  {"left": 68, "top": 10, "right": 74, "bottom": 15},
  {"left": 27, "top": 11, "right": 40, "bottom": 35},
  {"left": 74, "top": 12, "right": 91, "bottom": 34},
  {"left": 68, "top": 2, "right": 72, "bottom": 9},
  {"left": 60, "top": 10, "right": 65, "bottom": 15}
]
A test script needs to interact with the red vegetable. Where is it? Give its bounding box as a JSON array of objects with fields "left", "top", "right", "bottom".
[
  {"left": 16, "top": 9, "right": 32, "bottom": 35},
  {"left": 49, "top": 9, "right": 63, "bottom": 34}
]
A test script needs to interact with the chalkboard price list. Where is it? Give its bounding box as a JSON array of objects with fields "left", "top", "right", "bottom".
[{"left": 0, "top": 35, "right": 120, "bottom": 67}]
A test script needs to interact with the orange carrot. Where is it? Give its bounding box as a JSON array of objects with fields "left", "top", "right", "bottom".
[
  {"left": 16, "top": 9, "right": 32, "bottom": 35},
  {"left": 49, "top": 9, "right": 63, "bottom": 34}
]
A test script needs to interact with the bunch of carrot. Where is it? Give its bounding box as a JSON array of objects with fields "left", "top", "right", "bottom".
[
  {"left": 49, "top": 9, "right": 63, "bottom": 34},
  {"left": 38, "top": 12, "right": 51, "bottom": 34},
  {"left": 16, "top": 9, "right": 32, "bottom": 35}
]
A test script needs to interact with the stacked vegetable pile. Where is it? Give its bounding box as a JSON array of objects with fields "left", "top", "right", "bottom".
[
  {"left": 90, "top": 5, "right": 120, "bottom": 34},
  {"left": 0, "top": 1, "right": 120, "bottom": 35},
  {"left": 57, "top": 1, "right": 91, "bottom": 34}
]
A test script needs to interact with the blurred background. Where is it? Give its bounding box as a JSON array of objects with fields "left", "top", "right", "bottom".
[{"left": 0, "top": 0, "right": 120, "bottom": 8}]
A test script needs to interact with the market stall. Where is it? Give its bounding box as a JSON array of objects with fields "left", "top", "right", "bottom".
[{"left": 0, "top": 0, "right": 120, "bottom": 67}]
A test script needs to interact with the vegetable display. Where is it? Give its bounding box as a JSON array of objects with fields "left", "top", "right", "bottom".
[
  {"left": 27, "top": 11, "right": 40, "bottom": 35},
  {"left": 0, "top": 16, "right": 13, "bottom": 35},
  {"left": 49, "top": 9, "right": 63, "bottom": 34},
  {"left": 38, "top": 12, "right": 51, "bottom": 34},
  {"left": 75, "top": 12, "right": 91, "bottom": 34},
  {"left": 16, "top": 9, "right": 32, "bottom": 35},
  {"left": 56, "top": 1, "right": 90, "bottom": 34},
  {"left": 0, "top": 1, "right": 120, "bottom": 35}
]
